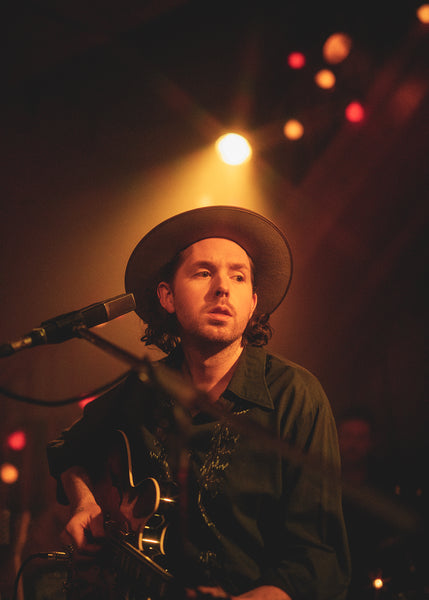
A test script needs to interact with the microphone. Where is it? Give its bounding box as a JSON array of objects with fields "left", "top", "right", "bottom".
[{"left": 0, "top": 293, "right": 136, "bottom": 358}]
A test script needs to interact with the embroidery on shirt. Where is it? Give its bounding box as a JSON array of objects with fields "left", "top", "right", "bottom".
[{"left": 196, "top": 410, "right": 248, "bottom": 532}]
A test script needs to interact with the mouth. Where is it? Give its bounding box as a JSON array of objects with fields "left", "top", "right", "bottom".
[{"left": 208, "top": 305, "right": 233, "bottom": 317}]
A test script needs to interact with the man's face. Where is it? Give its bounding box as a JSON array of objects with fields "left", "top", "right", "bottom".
[{"left": 158, "top": 237, "right": 257, "bottom": 348}]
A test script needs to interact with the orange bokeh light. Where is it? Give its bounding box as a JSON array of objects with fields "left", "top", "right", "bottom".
[
  {"left": 323, "top": 33, "right": 352, "bottom": 64},
  {"left": 417, "top": 4, "right": 429, "bottom": 23},
  {"left": 0, "top": 463, "right": 19, "bottom": 484},
  {"left": 314, "top": 69, "right": 336, "bottom": 89},
  {"left": 283, "top": 119, "right": 304, "bottom": 140}
]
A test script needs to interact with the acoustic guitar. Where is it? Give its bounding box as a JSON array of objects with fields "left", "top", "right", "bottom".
[{"left": 66, "top": 429, "right": 181, "bottom": 600}]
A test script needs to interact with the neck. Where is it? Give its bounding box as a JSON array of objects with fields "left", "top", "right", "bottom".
[{"left": 181, "top": 338, "right": 244, "bottom": 404}]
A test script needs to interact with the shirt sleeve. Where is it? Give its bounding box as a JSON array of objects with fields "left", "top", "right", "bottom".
[
  {"left": 46, "top": 380, "right": 124, "bottom": 504},
  {"left": 258, "top": 365, "right": 351, "bottom": 600}
]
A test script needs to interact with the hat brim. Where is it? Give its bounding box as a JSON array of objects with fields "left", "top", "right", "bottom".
[{"left": 125, "top": 205, "right": 292, "bottom": 320}]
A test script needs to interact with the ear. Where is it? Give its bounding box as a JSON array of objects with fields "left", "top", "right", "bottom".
[
  {"left": 157, "top": 281, "right": 175, "bottom": 314},
  {"left": 250, "top": 292, "right": 258, "bottom": 319}
]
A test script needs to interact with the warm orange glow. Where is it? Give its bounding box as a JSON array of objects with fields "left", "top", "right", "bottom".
[
  {"left": 417, "top": 4, "right": 429, "bottom": 23},
  {"left": 314, "top": 69, "right": 336, "bottom": 89},
  {"left": 283, "top": 119, "right": 304, "bottom": 140},
  {"left": 0, "top": 463, "right": 19, "bottom": 484},
  {"left": 372, "top": 578, "right": 384, "bottom": 589},
  {"left": 345, "top": 101, "right": 365, "bottom": 123},
  {"left": 323, "top": 33, "right": 352, "bottom": 64},
  {"left": 287, "top": 52, "right": 306, "bottom": 69},
  {"left": 6, "top": 430, "right": 27, "bottom": 451},
  {"left": 215, "top": 133, "right": 252, "bottom": 165}
]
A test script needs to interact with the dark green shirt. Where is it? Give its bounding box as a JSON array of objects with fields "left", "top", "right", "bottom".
[{"left": 47, "top": 345, "right": 350, "bottom": 599}]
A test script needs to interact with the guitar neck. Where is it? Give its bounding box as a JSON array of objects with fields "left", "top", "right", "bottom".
[{"left": 104, "top": 524, "right": 176, "bottom": 600}]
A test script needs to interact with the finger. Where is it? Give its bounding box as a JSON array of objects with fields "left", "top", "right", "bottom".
[
  {"left": 196, "top": 586, "right": 230, "bottom": 598},
  {"left": 87, "top": 513, "right": 105, "bottom": 539}
]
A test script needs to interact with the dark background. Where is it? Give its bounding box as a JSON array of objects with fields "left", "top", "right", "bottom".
[{"left": 0, "top": 0, "right": 427, "bottom": 595}]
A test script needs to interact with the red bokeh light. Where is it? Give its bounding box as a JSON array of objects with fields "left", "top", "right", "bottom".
[
  {"left": 7, "top": 430, "right": 27, "bottom": 451},
  {"left": 287, "top": 52, "right": 306, "bottom": 69},
  {"left": 79, "top": 396, "right": 97, "bottom": 410},
  {"left": 345, "top": 101, "right": 365, "bottom": 123}
]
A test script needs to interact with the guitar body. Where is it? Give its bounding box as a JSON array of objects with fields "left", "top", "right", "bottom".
[{"left": 66, "top": 430, "right": 180, "bottom": 600}]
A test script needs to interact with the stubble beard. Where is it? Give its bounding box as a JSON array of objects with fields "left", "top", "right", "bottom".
[{"left": 181, "top": 319, "right": 245, "bottom": 352}]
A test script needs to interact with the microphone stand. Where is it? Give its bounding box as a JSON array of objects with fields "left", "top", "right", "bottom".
[{"left": 73, "top": 324, "right": 195, "bottom": 582}]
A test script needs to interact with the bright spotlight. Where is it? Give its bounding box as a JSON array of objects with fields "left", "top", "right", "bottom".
[
  {"left": 372, "top": 578, "right": 384, "bottom": 589},
  {"left": 215, "top": 133, "right": 252, "bottom": 165}
]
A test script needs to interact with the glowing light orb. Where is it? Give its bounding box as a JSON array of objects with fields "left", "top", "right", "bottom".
[
  {"left": 0, "top": 463, "right": 19, "bottom": 484},
  {"left": 7, "top": 430, "right": 27, "bottom": 451},
  {"left": 287, "top": 52, "right": 306, "bottom": 69},
  {"left": 323, "top": 33, "right": 352, "bottom": 64},
  {"left": 283, "top": 119, "right": 304, "bottom": 140},
  {"left": 345, "top": 101, "right": 365, "bottom": 123},
  {"left": 215, "top": 133, "right": 252, "bottom": 165},
  {"left": 314, "top": 69, "right": 336, "bottom": 89},
  {"left": 417, "top": 4, "right": 429, "bottom": 23}
]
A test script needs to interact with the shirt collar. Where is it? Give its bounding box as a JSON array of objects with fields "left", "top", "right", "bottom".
[
  {"left": 226, "top": 345, "right": 274, "bottom": 410},
  {"left": 163, "top": 344, "right": 274, "bottom": 410}
]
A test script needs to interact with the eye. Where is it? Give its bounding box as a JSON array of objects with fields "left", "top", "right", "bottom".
[
  {"left": 195, "top": 270, "right": 211, "bottom": 278},
  {"left": 232, "top": 274, "right": 245, "bottom": 282}
]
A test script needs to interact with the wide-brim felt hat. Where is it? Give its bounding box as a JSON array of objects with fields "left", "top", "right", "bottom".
[{"left": 125, "top": 205, "right": 292, "bottom": 321}]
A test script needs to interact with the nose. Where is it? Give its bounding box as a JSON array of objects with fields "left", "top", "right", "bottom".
[{"left": 213, "top": 272, "right": 229, "bottom": 297}]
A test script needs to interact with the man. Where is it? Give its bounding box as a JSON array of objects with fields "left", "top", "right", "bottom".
[{"left": 47, "top": 206, "right": 350, "bottom": 599}]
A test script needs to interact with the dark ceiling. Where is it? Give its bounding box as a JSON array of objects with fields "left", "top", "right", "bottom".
[{"left": 3, "top": 0, "right": 424, "bottom": 180}]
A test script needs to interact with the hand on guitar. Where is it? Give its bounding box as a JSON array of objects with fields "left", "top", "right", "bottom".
[
  {"left": 187, "top": 585, "right": 292, "bottom": 600},
  {"left": 60, "top": 465, "right": 106, "bottom": 558},
  {"left": 61, "top": 500, "right": 105, "bottom": 556}
]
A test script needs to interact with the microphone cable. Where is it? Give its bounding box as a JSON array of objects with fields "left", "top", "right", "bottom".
[
  {"left": 12, "top": 550, "right": 71, "bottom": 600},
  {"left": 0, "top": 370, "right": 130, "bottom": 407}
]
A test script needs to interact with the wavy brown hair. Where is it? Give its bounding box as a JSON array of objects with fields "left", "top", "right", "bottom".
[{"left": 140, "top": 249, "right": 273, "bottom": 354}]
